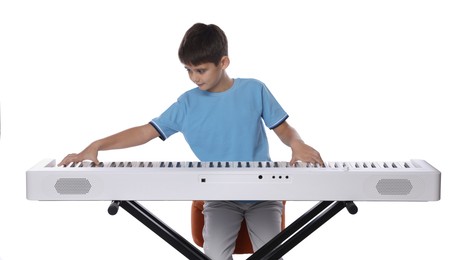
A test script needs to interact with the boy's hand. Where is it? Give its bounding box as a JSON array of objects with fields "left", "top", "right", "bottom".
[
  {"left": 273, "top": 121, "right": 324, "bottom": 166},
  {"left": 58, "top": 143, "right": 99, "bottom": 166},
  {"left": 290, "top": 141, "right": 324, "bottom": 166}
]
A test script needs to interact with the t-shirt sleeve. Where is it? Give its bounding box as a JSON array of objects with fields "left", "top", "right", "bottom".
[
  {"left": 260, "top": 84, "right": 289, "bottom": 129},
  {"left": 150, "top": 98, "right": 186, "bottom": 141}
]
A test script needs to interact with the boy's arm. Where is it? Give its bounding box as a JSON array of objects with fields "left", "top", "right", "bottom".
[
  {"left": 58, "top": 123, "right": 159, "bottom": 166},
  {"left": 273, "top": 121, "right": 324, "bottom": 166}
]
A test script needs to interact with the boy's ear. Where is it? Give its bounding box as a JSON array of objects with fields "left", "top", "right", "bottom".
[{"left": 220, "top": 56, "right": 230, "bottom": 69}]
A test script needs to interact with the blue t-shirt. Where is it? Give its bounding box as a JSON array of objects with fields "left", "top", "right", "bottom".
[{"left": 150, "top": 78, "right": 288, "bottom": 162}]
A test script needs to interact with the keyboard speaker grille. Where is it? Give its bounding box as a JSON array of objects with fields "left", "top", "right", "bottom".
[
  {"left": 376, "top": 179, "right": 413, "bottom": 195},
  {"left": 54, "top": 178, "right": 92, "bottom": 195}
]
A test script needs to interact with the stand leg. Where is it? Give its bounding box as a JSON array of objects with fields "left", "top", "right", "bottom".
[
  {"left": 248, "top": 201, "right": 357, "bottom": 260},
  {"left": 247, "top": 201, "right": 333, "bottom": 260},
  {"left": 111, "top": 201, "right": 211, "bottom": 260}
]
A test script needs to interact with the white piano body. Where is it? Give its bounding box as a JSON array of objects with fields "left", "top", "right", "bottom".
[{"left": 26, "top": 159, "right": 440, "bottom": 201}]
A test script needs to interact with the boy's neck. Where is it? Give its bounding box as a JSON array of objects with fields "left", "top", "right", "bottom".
[{"left": 209, "top": 72, "right": 234, "bottom": 93}]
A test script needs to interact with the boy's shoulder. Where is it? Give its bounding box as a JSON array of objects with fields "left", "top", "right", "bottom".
[{"left": 235, "top": 78, "right": 271, "bottom": 95}]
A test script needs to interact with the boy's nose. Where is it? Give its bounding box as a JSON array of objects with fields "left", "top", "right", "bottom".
[{"left": 192, "top": 75, "right": 200, "bottom": 84}]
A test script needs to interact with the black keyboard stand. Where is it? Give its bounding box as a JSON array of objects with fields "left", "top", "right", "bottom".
[{"left": 108, "top": 200, "right": 357, "bottom": 260}]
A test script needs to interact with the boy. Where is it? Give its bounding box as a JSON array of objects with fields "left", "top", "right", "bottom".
[{"left": 59, "top": 23, "right": 323, "bottom": 260}]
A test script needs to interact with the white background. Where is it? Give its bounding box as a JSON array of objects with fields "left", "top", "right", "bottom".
[{"left": 1, "top": 1, "right": 466, "bottom": 259}]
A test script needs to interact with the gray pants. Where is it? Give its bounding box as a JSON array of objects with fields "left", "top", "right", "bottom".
[{"left": 202, "top": 200, "right": 284, "bottom": 260}]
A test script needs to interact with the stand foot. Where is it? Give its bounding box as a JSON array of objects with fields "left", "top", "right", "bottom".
[
  {"left": 108, "top": 200, "right": 121, "bottom": 215},
  {"left": 345, "top": 201, "right": 358, "bottom": 215}
]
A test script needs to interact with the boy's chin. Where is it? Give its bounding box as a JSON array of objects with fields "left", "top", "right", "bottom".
[{"left": 197, "top": 84, "right": 208, "bottom": 90}]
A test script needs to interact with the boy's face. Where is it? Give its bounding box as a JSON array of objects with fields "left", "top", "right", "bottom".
[{"left": 184, "top": 56, "right": 230, "bottom": 92}]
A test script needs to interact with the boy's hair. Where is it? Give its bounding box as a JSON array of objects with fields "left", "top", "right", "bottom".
[{"left": 178, "top": 23, "right": 228, "bottom": 66}]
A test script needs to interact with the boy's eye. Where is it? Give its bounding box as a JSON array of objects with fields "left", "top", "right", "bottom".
[{"left": 185, "top": 67, "right": 206, "bottom": 74}]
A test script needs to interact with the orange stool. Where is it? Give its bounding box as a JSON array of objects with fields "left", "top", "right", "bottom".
[{"left": 191, "top": 200, "right": 286, "bottom": 254}]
